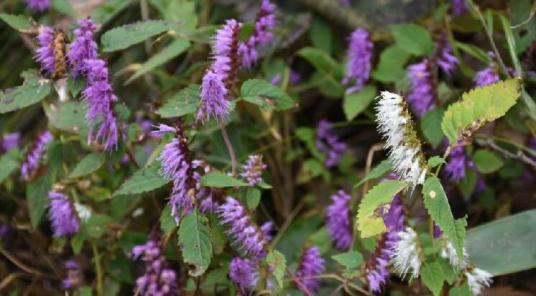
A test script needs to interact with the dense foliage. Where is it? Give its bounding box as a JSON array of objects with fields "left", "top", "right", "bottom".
[{"left": 0, "top": 0, "right": 535, "bottom": 295}]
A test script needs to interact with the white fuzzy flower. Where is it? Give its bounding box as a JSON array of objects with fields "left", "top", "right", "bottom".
[
  {"left": 375, "top": 91, "right": 427, "bottom": 187},
  {"left": 440, "top": 239, "right": 468, "bottom": 269},
  {"left": 74, "top": 203, "right": 91, "bottom": 222},
  {"left": 466, "top": 267, "right": 493, "bottom": 295},
  {"left": 392, "top": 227, "right": 422, "bottom": 279}
]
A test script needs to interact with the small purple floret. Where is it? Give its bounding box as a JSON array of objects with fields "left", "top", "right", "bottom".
[
  {"left": 325, "top": 190, "right": 353, "bottom": 250},
  {"left": 47, "top": 191, "right": 80, "bottom": 237},
  {"left": 343, "top": 28, "right": 373, "bottom": 94}
]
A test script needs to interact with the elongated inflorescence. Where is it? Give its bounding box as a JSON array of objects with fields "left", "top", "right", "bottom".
[
  {"left": 325, "top": 190, "right": 353, "bottom": 250},
  {"left": 67, "top": 19, "right": 98, "bottom": 77},
  {"left": 47, "top": 191, "right": 80, "bottom": 237},
  {"left": 474, "top": 52, "right": 500, "bottom": 86},
  {"left": 444, "top": 145, "right": 472, "bottom": 181},
  {"left": 239, "top": 0, "right": 277, "bottom": 68},
  {"left": 375, "top": 91, "right": 428, "bottom": 187},
  {"left": 1, "top": 132, "right": 20, "bottom": 153},
  {"left": 316, "top": 119, "right": 348, "bottom": 168},
  {"left": 451, "top": 0, "right": 466, "bottom": 16},
  {"left": 466, "top": 267, "right": 493, "bottom": 295},
  {"left": 436, "top": 34, "right": 458, "bottom": 75},
  {"left": 392, "top": 227, "right": 422, "bottom": 279},
  {"left": 21, "top": 131, "right": 53, "bottom": 181},
  {"left": 35, "top": 26, "right": 56, "bottom": 75},
  {"left": 343, "top": 28, "right": 373, "bottom": 93},
  {"left": 295, "top": 246, "right": 325, "bottom": 293},
  {"left": 62, "top": 260, "right": 83, "bottom": 289},
  {"left": 240, "top": 154, "right": 267, "bottom": 185},
  {"left": 407, "top": 59, "right": 436, "bottom": 117},
  {"left": 229, "top": 257, "right": 258, "bottom": 292},
  {"left": 26, "top": 0, "right": 49, "bottom": 12}
]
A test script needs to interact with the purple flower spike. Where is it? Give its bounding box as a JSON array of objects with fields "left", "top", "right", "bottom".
[
  {"left": 474, "top": 52, "right": 500, "bottom": 86},
  {"left": 407, "top": 59, "right": 437, "bottom": 117},
  {"left": 21, "top": 131, "right": 53, "bottom": 181},
  {"left": 82, "top": 59, "right": 119, "bottom": 150},
  {"left": 444, "top": 145, "right": 470, "bottom": 181},
  {"left": 26, "top": 0, "right": 49, "bottom": 11},
  {"left": 325, "top": 190, "right": 353, "bottom": 250},
  {"left": 343, "top": 28, "right": 373, "bottom": 93},
  {"left": 316, "top": 119, "right": 348, "bottom": 168},
  {"left": 47, "top": 191, "right": 80, "bottom": 237},
  {"left": 240, "top": 154, "right": 267, "bottom": 185},
  {"left": 366, "top": 194, "right": 404, "bottom": 292},
  {"left": 35, "top": 26, "right": 55, "bottom": 74},
  {"left": 239, "top": 0, "right": 277, "bottom": 68},
  {"left": 132, "top": 236, "right": 177, "bottom": 296},
  {"left": 1, "top": 133, "right": 21, "bottom": 153},
  {"left": 436, "top": 34, "right": 457, "bottom": 75},
  {"left": 68, "top": 19, "right": 98, "bottom": 77},
  {"left": 198, "top": 19, "right": 242, "bottom": 122},
  {"left": 229, "top": 257, "right": 258, "bottom": 292},
  {"left": 295, "top": 246, "right": 325, "bottom": 293},
  {"left": 62, "top": 260, "right": 83, "bottom": 289},
  {"left": 260, "top": 221, "right": 274, "bottom": 242},
  {"left": 451, "top": 0, "right": 466, "bottom": 16},
  {"left": 218, "top": 197, "right": 267, "bottom": 257}
]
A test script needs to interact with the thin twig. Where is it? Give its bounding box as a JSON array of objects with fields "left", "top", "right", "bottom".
[
  {"left": 91, "top": 242, "right": 104, "bottom": 296},
  {"left": 269, "top": 199, "right": 305, "bottom": 248},
  {"left": 475, "top": 138, "right": 536, "bottom": 169},
  {"left": 219, "top": 122, "right": 237, "bottom": 176},
  {"left": 0, "top": 273, "right": 24, "bottom": 291},
  {"left": 286, "top": 267, "right": 313, "bottom": 296},
  {"left": 0, "top": 246, "right": 46, "bottom": 276}
]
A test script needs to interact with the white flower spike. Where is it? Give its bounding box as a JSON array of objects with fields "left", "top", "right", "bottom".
[
  {"left": 392, "top": 227, "right": 422, "bottom": 279},
  {"left": 466, "top": 267, "right": 493, "bottom": 295}
]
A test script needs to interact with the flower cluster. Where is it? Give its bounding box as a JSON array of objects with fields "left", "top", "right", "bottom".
[
  {"left": 343, "top": 28, "right": 373, "bottom": 93},
  {"left": 26, "top": 0, "right": 49, "bottom": 11},
  {"left": 436, "top": 34, "right": 458, "bottom": 75},
  {"left": 444, "top": 144, "right": 473, "bottom": 181},
  {"left": 325, "top": 190, "right": 353, "bottom": 250},
  {"left": 1, "top": 133, "right": 20, "bottom": 153},
  {"left": 466, "top": 267, "right": 493, "bottom": 295},
  {"left": 198, "top": 20, "right": 242, "bottom": 122},
  {"left": 240, "top": 154, "right": 267, "bottom": 185},
  {"left": 239, "top": 0, "right": 277, "bottom": 68},
  {"left": 47, "top": 191, "right": 80, "bottom": 237},
  {"left": 35, "top": 26, "right": 56, "bottom": 75},
  {"left": 132, "top": 236, "right": 177, "bottom": 295},
  {"left": 474, "top": 52, "right": 500, "bottom": 86},
  {"left": 62, "top": 260, "right": 83, "bottom": 289},
  {"left": 392, "top": 227, "right": 422, "bottom": 279},
  {"left": 316, "top": 119, "right": 348, "bottom": 168},
  {"left": 375, "top": 91, "right": 428, "bottom": 187},
  {"left": 295, "top": 246, "right": 325, "bottom": 293},
  {"left": 218, "top": 197, "right": 268, "bottom": 257},
  {"left": 67, "top": 19, "right": 98, "bottom": 77},
  {"left": 21, "top": 131, "right": 53, "bottom": 181},
  {"left": 229, "top": 257, "right": 258, "bottom": 292},
  {"left": 366, "top": 194, "right": 404, "bottom": 292},
  {"left": 407, "top": 59, "right": 436, "bottom": 117},
  {"left": 451, "top": 0, "right": 467, "bottom": 16}
]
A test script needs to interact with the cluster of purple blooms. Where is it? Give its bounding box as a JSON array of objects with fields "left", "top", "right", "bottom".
[
  {"left": 0, "top": 133, "right": 20, "bottom": 153},
  {"left": 47, "top": 191, "right": 80, "bottom": 237},
  {"left": 325, "top": 190, "right": 353, "bottom": 250},
  {"left": 316, "top": 119, "right": 348, "bottom": 167},
  {"left": 239, "top": 0, "right": 277, "bottom": 68},
  {"left": 436, "top": 34, "right": 458, "bottom": 75},
  {"left": 62, "top": 260, "right": 82, "bottom": 289},
  {"left": 451, "top": 0, "right": 467, "bottom": 16},
  {"left": 35, "top": 26, "right": 56, "bottom": 75},
  {"left": 474, "top": 52, "right": 500, "bottom": 86},
  {"left": 25, "top": 0, "right": 49, "bottom": 12},
  {"left": 295, "top": 246, "right": 325, "bottom": 294},
  {"left": 407, "top": 59, "right": 436, "bottom": 117},
  {"left": 444, "top": 144, "right": 473, "bottom": 181},
  {"left": 240, "top": 154, "right": 267, "bottom": 185},
  {"left": 20, "top": 131, "right": 53, "bottom": 181},
  {"left": 366, "top": 194, "right": 405, "bottom": 292},
  {"left": 229, "top": 257, "right": 259, "bottom": 293},
  {"left": 132, "top": 236, "right": 177, "bottom": 296},
  {"left": 343, "top": 28, "right": 373, "bottom": 94},
  {"left": 67, "top": 19, "right": 98, "bottom": 77}
]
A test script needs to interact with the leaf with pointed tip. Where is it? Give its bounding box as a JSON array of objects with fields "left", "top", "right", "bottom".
[{"left": 178, "top": 210, "right": 213, "bottom": 277}]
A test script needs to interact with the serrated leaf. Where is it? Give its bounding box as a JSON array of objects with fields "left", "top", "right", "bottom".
[
  {"left": 343, "top": 85, "right": 376, "bottom": 121},
  {"left": 372, "top": 45, "right": 411, "bottom": 82},
  {"left": 441, "top": 79, "right": 521, "bottom": 143},
  {"left": 69, "top": 153, "right": 105, "bottom": 178},
  {"left": 297, "top": 47, "right": 343, "bottom": 78},
  {"left": 91, "top": 0, "right": 131, "bottom": 24},
  {"left": 157, "top": 85, "right": 200, "bottom": 118},
  {"left": 0, "top": 13, "right": 33, "bottom": 31},
  {"left": 127, "top": 39, "right": 190, "bottom": 83},
  {"left": 422, "top": 176, "right": 465, "bottom": 258},
  {"left": 427, "top": 156, "right": 445, "bottom": 168},
  {"left": 421, "top": 108, "right": 445, "bottom": 147},
  {"left": 390, "top": 23, "right": 434, "bottom": 56},
  {"left": 0, "top": 149, "right": 20, "bottom": 183},
  {"left": 266, "top": 250, "right": 286, "bottom": 289},
  {"left": 27, "top": 174, "right": 53, "bottom": 228},
  {"left": 332, "top": 251, "right": 363, "bottom": 269},
  {"left": 178, "top": 210, "right": 213, "bottom": 277},
  {"left": 357, "top": 180, "right": 407, "bottom": 238},
  {"left": 473, "top": 149, "right": 504, "bottom": 173},
  {"left": 114, "top": 162, "right": 168, "bottom": 196},
  {"left": 44, "top": 101, "right": 87, "bottom": 134},
  {"left": 0, "top": 71, "right": 51, "bottom": 114},
  {"left": 101, "top": 20, "right": 176, "bottom": 52},
  {"left": 421, "top": 261, "right": 445, "bottom": 296},
  {"left": 466, "top": 209, "right": 536, "bottom": 275},
  {"left": 200, "top": 172, "right": 248, "bottom": 188},
  {"left": 240, "top": 79, "right": 295, "bottom": 111},
  {"left": 354, "top": 159, "right": 392, "bottom": 188}
]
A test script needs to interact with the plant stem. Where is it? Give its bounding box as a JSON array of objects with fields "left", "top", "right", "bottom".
[
  {"left": 219, "top": 122, "right": 237, "bottom": 176},
  {"left": 91, "top": 242, "right": 103, "bottom": 296}
]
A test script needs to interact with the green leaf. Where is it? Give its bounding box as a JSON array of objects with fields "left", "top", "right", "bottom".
[
  {"left": 0, "top": 13, "right": 33, "bottom": 31},
  {"left": 69, "top": 153, "right": 105, "bottom": 179},
  {"left": 201, "top": 172, "right": 248, "bottom": 188},
  {"left": 343, "top": 85, "right": 377, "bottom": 121},
  {"left": 114, "top": 162, "right": 168, "bottom": 196},
  {"left": 178, "top": 210, "right": 213, "bottom": 277},
  {"left": 309, "top": 17, "right": 332, "bottom": 54},
  {"left": 149, "top": 0, "right": 197, "bottom": 30},
  {"left": 297, "top": 47, "right": 343, "bottom": 78},
  {"left": 427, "top": 156, "right": 446, "bottom": 168},
  {"left": 157, "top": 85, "right": 200, "bottom": 118},
  {"left": 466, "top": 209, "right": 536, "bottom": 275},
  {"left": 91, "top": 0, "right": 131, "bottom": 24},
  {"left": 295, "top": 127, "right": 325, "bottom": 162},
  {"left": 421, "top": 261, "right": 445, "bottom": 296},
  {"left": 421, "top": 108, "right": 445, "bottom": 147},
  {"left": 0, "top": 149, "right": 20, "bottom": 183},
  {"left": 44, "top": 101, "right": 87, "bottom": 134},
  {"left": 473, "top": 149, "right": 504, "bottom": 173},
  {"left": 372, "top": 45, "right": 411, "bottom": 82},
  {"left": 26, "top": 174, "right": 53, "bottom": 228},
  {"left": 127, "top": 39, "right": 190, "bottom": 83},
  {"left": 0, "top": 71, "right": 51, "bottom": 114},
  {"left": 160, "top": 205, "right": 176, "bottom": 234},
  {"left": 244, "top": 187, "right": 261, "bottom": 210},
  {"left": 354, "top": 159, "right": 392, "bottom": 188},
  {"left": 422, "top": 176, "right": 465, "bottom": 258},
  {"left": 101, "top": 20, "right": 176, "bottom": 52},
  {"left": 332, "top": 251, "right": 364, "bottom": 269},
  {"left": 52, "top": 0, "right": 75, "bottom": 16},
  {"left": 85, "top": 214, "right": 113, "bottom": 239},
  {"left": 357, "top": 180, "right": 407, "bottom": 238},
  {"left": 240, "top": 79, "right": 295, "bottom": 111},
  {"left": 266, "top": 250, "right": 286, "bottom": 289},
  {"left": 390, "top": 23, "right": 434, "bottom": 56},
  {"left": 71, "top": 232, "right": 86, "bottom": 254},
  {"left": 441, "top": 79, "right": 521, "bottom": 143},
  {"left": 449, "top": 282, "right": 472, "bottom": 296}
]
